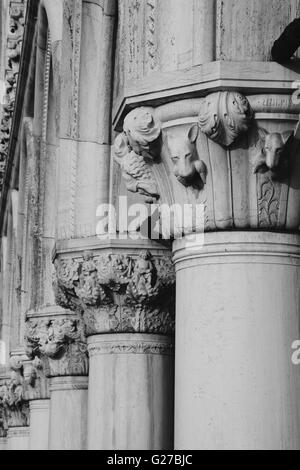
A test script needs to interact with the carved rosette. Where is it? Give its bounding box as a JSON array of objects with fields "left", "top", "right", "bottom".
[
  {"left": 0, "top": 0, "right": 26, "bottom": 193},
  {"left": 53, "top": 250, "right": 175, "bottom": 336},
  {"left": 25, "top": 315, "right": 89, "bottom": 377},
  {"left": 0, "top": 358, "right": 29, "bottom": 428}
]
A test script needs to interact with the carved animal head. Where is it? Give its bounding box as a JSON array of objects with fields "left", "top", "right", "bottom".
[
  {"left": 264, "top": 133, "right": 287, "bottom": 170},
  {"left": 168, "top": 125, "right": 205, "bottom": 187},
  {"left": 254, "top": 129, "right": 293, "bottom": 176}
]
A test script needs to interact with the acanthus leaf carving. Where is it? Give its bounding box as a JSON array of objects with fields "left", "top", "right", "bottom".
[
  {"left": 53, "top": 251, "right": 175, "bottom": 335},
  {"left": 198, "top": 91, "right": 254, "bottom": 147},
  {"left": 0, "top": 358, "right": 29, "bottom": 428}
]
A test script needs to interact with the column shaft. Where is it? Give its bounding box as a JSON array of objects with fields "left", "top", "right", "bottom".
[
  {"left": 173, "top": 232, "right": 300, "bottom": 450},
  {"left": 29, "top": 399, "right": 50, "bottom": 450},
  {"left": 7, "top": 427, "right": 29, "bottom": 450},
  {"left": 87, "top": 334, "right": 174, "bottom": 450},
  {"left": 48, "top": 376, "right": 88, "bottom": 450}
]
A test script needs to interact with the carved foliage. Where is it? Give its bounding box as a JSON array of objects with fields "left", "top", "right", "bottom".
[
  {"left": 198, "top": 91, "right": 254, "bottom": 147},
  {"left": 0, "top": 358, "right": 29, "bottom": 428},
  {"left": 25, "top": 316, "right": 88, "bottom": 377},
  {"left": 0, "top": 0, "right": 26, "bottom": 192},
  {"left": 114, "top": 107, "right": 161, "bottom": 201},
  {"left": 53, "top": 251, "right": 175, "bottom": 335}
]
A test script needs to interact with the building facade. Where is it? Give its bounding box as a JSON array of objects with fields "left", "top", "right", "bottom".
[{"left": 0, "top": 0, "right": 300, "bottom": 450}]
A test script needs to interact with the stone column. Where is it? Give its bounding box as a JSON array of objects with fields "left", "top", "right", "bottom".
[
  {"left": 7, "top": 427, "right": 29, "bottom": 450},
  {"left": 0, "top": 435, "right": 7, "bottom": 450},
  {"left": 53, "top": 242, "right": 175, "bottom": 450},
  {"left": 29, "top": 400, "right": 50, "bottom": 450},
  {"left": 23, "top": 357, "right": 50, "bottom": 450},
  {"left": 87, "top": 334, "right": 174, "bottom": 450},
  {"left": 48, "top": 376, "right": 88, "bottom": 450},
  {"left": 25, "top": 308, "right": 89, "bottom": 450},
  {"left": 173, "top": 232, "right": 300, "bottom": 450}
]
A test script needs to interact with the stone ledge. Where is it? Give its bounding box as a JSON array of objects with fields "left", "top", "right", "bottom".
[{"left": 113, "top": 60, "right": 300, "bottom": 131}]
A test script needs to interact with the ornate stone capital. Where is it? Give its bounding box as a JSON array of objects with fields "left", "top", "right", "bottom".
[
  {"left": 53, "top": 249, "right": 175, "bottom": 336},
  {"left": 0, "top": 358, "right": 29, "bottom": 428},
  {"left": 113, "top": 95, "right": 300, "bottom": 234},
  {"left": 25, "top": 312, "right": 88, "bottom": 377}
]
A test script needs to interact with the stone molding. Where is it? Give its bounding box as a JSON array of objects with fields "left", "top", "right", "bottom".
[
  {"left": 0, "top": 0, "right": 26, "bottom": 194},
  {"left": 87, "top": 334, "right": 174, "bottom": 357},
  {"left": 53, "top": 250, "right": 175, "bottom": 336},
  {"left": 49, "top": 376, "right": 88, "bottom": 392}
]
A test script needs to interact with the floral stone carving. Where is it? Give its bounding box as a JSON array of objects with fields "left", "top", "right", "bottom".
[
  {"left": 114, "top": 107, "right": 161, "bottom": 202},
  {"left": 53, "top": 250, "right": 175, "bottom": 335},
  {"left": 25, "top": 316, "right": 88, "bottom": 377},
  {"left": 0, "top": 358, "right": 29, "bottom": 428},
  {"left": 0, "top": 0, "right": 26, "bottom": 193},
  {"left": 198, "top": 91, "right": 254, "bottom": 147}
]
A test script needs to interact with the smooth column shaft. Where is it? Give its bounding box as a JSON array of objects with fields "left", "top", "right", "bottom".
[
  {"left": 48, "top": 376, "right": 88, "bottom": 450},
  {"left": 7, "top": 427, "right": 29, "bottom": 450},
  {"left": 29, "top": 399, "right": 50, "bottom": 450},
  {"left": 174, "top": 232, "right": 300, "bottom": 450},
  {"left": 87, "top": 334, "right": 174, "bottom": 450}
]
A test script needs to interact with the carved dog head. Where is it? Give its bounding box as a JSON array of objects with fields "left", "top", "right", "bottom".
[
  {"left": 254, "top": 129, "right": 293, "bottom": 174},
  {"left": 168, "top": 125, "right": 206, "bottom": 187}
]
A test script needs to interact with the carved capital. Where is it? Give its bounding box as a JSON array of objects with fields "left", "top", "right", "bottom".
[
  {"left": 25, "top": 314, "right": 88, "bottom": 377},
  {"left": 53, "top": 250, "right": 175, "bottom": 335},
  {"left": 0, "top": 358, "right": 29, "bottom": 428},
  {"left": 112, "top": 95, "right": 300, "bottom": 233}
]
